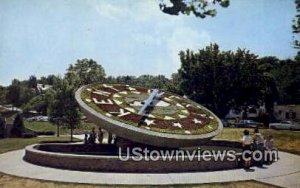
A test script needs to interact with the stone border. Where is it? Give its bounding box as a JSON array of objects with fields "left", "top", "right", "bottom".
[
  {"left": 75, "top": 84, "right": 223, "bottom": 147},
  {"left": 24, "top": 143, "right": 240, "bottom": 173}
]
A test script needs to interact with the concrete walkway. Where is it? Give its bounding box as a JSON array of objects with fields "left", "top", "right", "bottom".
[{"left": 0, "top": 150, "right": 299, "bottom": 187}]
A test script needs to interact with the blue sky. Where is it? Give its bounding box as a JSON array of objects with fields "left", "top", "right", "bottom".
[{"left": 0, "top": 0, "right": 298, "bottom": 86}]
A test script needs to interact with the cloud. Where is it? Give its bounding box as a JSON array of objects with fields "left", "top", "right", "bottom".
[
  {"left": 167, "top": 27, "right": 212, "bottom": 72},
  {"left": 93, "top": 2, "right": 125, "bottom": 20},
  {"left": 86, "top": 0, "right": 212, "bottom": 76}
]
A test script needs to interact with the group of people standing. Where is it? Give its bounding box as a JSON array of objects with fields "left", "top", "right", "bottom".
[
  {"left": 241, "top": 128, "right": 277, "bottom": 169},
  {"left": 84, "top": 127, "right": 116, "bottom": 144}
]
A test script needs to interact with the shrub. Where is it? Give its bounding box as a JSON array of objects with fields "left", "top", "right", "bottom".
[
  {"left": 10, "top": 114, "right": 25, "bottom": 137},
  {"left": 0, "top": 116, "right": 5, "bottom": 138}
]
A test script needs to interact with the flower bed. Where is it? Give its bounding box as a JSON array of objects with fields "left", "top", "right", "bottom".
[{"left": 80, "top": 84, "right": 220, "bottom": 135}]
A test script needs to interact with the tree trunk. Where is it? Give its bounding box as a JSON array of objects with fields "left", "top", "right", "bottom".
[
  {"left": 70, "top": 123, "right": 73, "bottom": 142},
  {"left": 57, "top": 124, "right": 60, "bottom": 137}
]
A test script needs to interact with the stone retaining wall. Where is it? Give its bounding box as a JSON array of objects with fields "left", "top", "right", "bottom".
[{"left": 24, "top": 143, "right": 241, "bottom": 173}]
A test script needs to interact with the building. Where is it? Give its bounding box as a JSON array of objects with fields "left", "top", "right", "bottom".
[
  {"left": 273, "top": 105, "right": 300, "bottom": 121},
  {"left": 225, "top": 105, "right": 264, "bottom": 119},
  {"left": 36, "top": 84, "right": 52, "bottom": 93}
]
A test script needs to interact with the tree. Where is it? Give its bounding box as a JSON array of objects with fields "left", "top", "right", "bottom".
[
  {"left": 28, "top": 75, "right": 37, "bottom": 88},
  {"left": 160, "top": 0, "right": 229, "bottom": 18},
  {"left": 293, "top": 0, "right": 300, "bottom": 49},
  {"left": 10, "top": 114, "right": 25, "bottom": 137},
  {"left": 6, "top": 81, "right": 21, "bottom": 109},
  {"left": 178, "top": 44, "right": 265, "bottom": 117},
  {"left": 66, "top": 59, "right": 106, "bottom": 86},
  {"left": 46, "top": 75, "right": 60, "bottom": 85},
  {"left": 48, "top": 79, "right": 81, "bottom": 141},
  {"left": 0, "top": 115, "right": 5, "bottom": 138},
  {"left": 0, "top": 86, "right": 7, "bottom": 105}
]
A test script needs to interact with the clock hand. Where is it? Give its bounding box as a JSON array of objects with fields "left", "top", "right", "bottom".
[{"left": 138, "top": 89, "right": 163, "bottom": 116}]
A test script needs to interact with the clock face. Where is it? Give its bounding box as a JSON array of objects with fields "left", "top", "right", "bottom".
[{"left": 80, "top": 84, "right": 219, "bottom": 135}]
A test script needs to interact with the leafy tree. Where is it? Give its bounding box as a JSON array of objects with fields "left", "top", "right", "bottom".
[
  {"left": 166, "top": 73, "right": 182, "bottom": 95},
  {"left": 6, "top": 81, "right": 21, "bottom": 109},
  {"left": 293, "top": 0, "right": 300, "bottom": 48},
  {"left": 178, "top": 44, "right": 265, "bottom": 117},
  {"left": 48, "top": 78, "right": 81, "bottom": 141},
  {"left": 39, "top": 76, "right": 48, "bottom": 85},
  {"left": 66, "top": 59, "right": 106, "bottom": 85},
  {"left": 273, "top": 59, "right": 300, "bottom": 104},
  {"left": 0, "top": 115, "right": 5, "bottom": 138},
  {"left": 46, "top": 75, "right": 60, "bottom": 85},
  {"left": 0, "top": 86, "right": 7, "bottom": 104},
  {"left": 28, "top": 75, "right": 37, "bottom": 88},
  {"left": 160, "top": 0, "right": 229, "bottom": 18},
  {"left": 10, "top": 114, "right": 25, "bottom": 137}
]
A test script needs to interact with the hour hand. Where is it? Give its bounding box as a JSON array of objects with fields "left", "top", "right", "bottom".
[{"left": 138, "top": 89, "right": 163, "bottom": 116}]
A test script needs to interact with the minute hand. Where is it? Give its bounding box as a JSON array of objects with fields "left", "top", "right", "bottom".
[{"left": 138, "top": 89, "right": 159, "bottom": 116}]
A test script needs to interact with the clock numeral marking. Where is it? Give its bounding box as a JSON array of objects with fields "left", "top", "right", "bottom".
[
  {"left": 164, "top": 97, "right": 172, "bottom": 102},
  {"left": 131, "top": 91, "right": 141, "bottom": 94},
  {"left": 144, "top": 119, "right": 155, "bottom": 126},
  {"left": 192, "top": 118, "right": 203, "bottom": 124},
  {"left": 169, "top": 95, "right": 181, "bottom": 99},
  {"left": 85, "top": 99, "right": 92, "bottom": 103},
  {"left": 113, "top": 99, "right": 123, "bottom": 105},
  {"left": 93, "top": 90, "right": 111, "bottom": 97},
  {"left": 110, "top": 108, "right": 131, "bottom": 117},
  {"left": 127, "top": 86, "right": 136, "bottom": 91},
  {"left": 176, "top": 103, "right": 184, "bottom": 108},
  {"left": 173, "top": 122, "right": 183, "bottom": 128},
  {"left": 164, "top": 116, "right": 175, "bottom": 120},
  {"left": 92, "top": 98, "right": 113, "bottom": 105},
  {"left": 113, "top": 94, "right": 121, "bottom": 98},
  {"left": 103, "top": 84, "right": 119, "bottom": 92},
  {"left": 105, "top": 113, "right": 112, "bottom": 117},
  {"left": 178, "top": 114, "right": 187, "bottom": 118},
  {"left": 119, "top": 91, "right": 128, "bottom": 95},
  {"left": 125, "top": 107, "right": 136, "bottom": 113},
  {"left": 181, "top": 110, "right": 189, "bottom": 114}
]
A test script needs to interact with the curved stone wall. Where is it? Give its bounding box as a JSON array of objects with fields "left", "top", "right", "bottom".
[{"left": 24, "top": 142, "right": 242, "bottom": 173}]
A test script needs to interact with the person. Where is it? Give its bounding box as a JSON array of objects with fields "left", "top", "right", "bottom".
[
  {"left": 84, "top": 133, "right": 88, "bottom": 144},
  {"left": 89, "top": 127, "right": 96, "bottom": 144},
  {"left": 98, "top": 128, "right": 103, "bottom": 144},
  {"left": 264, "top": 135, "right": 278, "bottom": 163},
  {"left": 111, "top": 134, "right": 117, "bottom": 144},
  {"left": 265, "top": 135, "right": 274, "bottom": 151},
  {"left": 241, "top": 129, "right": 252, "bottom": 169},
  {"left": 107, "top": 132, "right": 113, "bottom": 144},
  {"left": 253, "top": 128, "right": 264, "bottom": 166}
]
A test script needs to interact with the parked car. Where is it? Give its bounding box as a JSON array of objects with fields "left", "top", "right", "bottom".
[
  {"left": 232, "top": 120, "right": 263, "bottom": 128},
  {"left": 26, "top": 116, "right": 49, "bottom": 122},
  {"left": 37, "top": 116, "right": 49, "bottom": 122},
  {"left": 221, "top": 119, "right": 229, "bottom": 127},
  {"left": 269, "top": 121, "right": 300, "bottom": 130}
]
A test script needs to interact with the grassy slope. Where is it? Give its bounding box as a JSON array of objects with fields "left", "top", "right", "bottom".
[
  {"left": 24, "top": 121, "right": 96, "bottom": 135},
  {"left": 0, "top": 136, "right": 80, "bottom": 154},
  {"left": 0, "top": 175, "right": 277, "bottom": 188},
  {"left": 215, "top": 128, "right": 300, "bottom": 155}
]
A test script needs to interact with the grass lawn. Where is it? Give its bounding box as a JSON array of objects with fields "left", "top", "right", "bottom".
[
  {"left": 24, "top": 121, "right": 97, "bottom": 135},
  {"left": 0, "top": 136, "right": 80, "bottom": 154},
  {"left": 0, "top": 127, "right": 297, "bottom": 187},
  {"left": 215, "top": 128, "right": 300, "bottom": 155},
  {"left": 0, "top": 174, "right": 277, "bottom": 188}
]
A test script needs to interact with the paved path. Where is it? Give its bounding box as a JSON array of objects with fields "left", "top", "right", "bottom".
[{"left": 0, "top": 150, "right": 299, "bottom": 187}]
